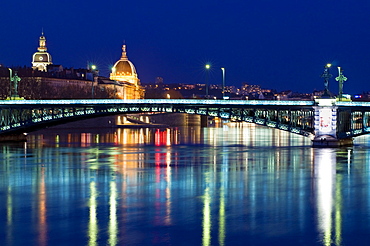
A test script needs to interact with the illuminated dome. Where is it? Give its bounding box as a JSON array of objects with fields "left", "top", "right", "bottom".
[
  {"left": 113, "top": 59, "right": 136, "bottom": 76},
  {"left": 110, "top": 45, "right": 138, "bottom": 85},
  {"left": 32, "top": 32, "right": 52, "bottom": 72}
]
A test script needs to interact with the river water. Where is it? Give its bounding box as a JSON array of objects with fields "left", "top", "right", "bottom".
[{"left": 1, "top": 123, "right": 370, "bottom": 246}]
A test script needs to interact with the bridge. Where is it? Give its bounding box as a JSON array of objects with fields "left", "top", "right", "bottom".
[{"left": 0, "top": 98, "right": 369, "bottom": 146}]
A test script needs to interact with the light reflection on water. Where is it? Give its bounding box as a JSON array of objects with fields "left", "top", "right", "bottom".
[{"left": 1, "top": 123, "right": 370, "bottom": 245}]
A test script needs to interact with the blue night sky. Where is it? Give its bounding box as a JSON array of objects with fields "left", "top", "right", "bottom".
[{"left": 1, "top": 0, "right": 370, "bottom": 94}]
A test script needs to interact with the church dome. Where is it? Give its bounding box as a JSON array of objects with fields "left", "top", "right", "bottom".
[
  {"left": 110, "top": 45, "right": 138, "bottom": 84},
  {"left": 112, "top": 59, "right": 136, "bottom": 76}
]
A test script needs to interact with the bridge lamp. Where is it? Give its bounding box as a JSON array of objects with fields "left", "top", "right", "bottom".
[{"left": 221, "top": 67, "right": 225, "bottom": 99}]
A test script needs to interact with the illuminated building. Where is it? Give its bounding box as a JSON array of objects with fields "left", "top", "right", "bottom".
[
  {"left": 32, "top": 32, "right": 52, "bottom": 72},
  {"left": 110, "top": 45, "right": 144, "bottom": 99}
]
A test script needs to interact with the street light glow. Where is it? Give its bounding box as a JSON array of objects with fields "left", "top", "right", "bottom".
[
  {"left": 205, "top": 64, "right": 210, "bottom": 69},
  {"left": 326, "top": 63, "right": 332, "bottom": 68},
  {"left": 91, "top": 65, "right": 96, "bottom": 70},
  {"left": 221, "top": 67, "right": 225, "bottom": 99}
]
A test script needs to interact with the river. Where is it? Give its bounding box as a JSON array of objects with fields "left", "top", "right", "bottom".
[{"left": 1, "top": 122, "right": 370, "bottom": 245}]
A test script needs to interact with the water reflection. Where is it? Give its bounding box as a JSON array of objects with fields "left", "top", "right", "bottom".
[
  {"left": 108, "top": 180, "right": 118, "bottom": 246},
  {"left": 313, "top": 147, "right": 356, "bottom": 246},
  {"left": 202, "top": 171, "right": 212, "bottom": 246},
  {"left": 1, "top": 123, "right": 370, "bottom": 245},
  {"left": 38, "top": 166, "right": 47, "bottom": 246},
  {"left": 315, "top": 149, "right": 337, "bottom": 245},
  {"left": 26, "top": 127, "right": 203, "bottom": 148},
  {"left": 88, "top": 181, "right": 98, "bottom": 246},
  {"left": 6, "top": 186, "right": 12, "bottom": 244}
]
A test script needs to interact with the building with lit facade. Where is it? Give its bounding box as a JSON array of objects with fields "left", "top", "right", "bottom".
[
  {"left": 5, "top": 34, "right": 147, "bottom": 100},
  {"left": 110, "top": 45, "right": 144, "bottom": 99},
  {"left": 32, "top": 32, "right": 52, "bottom": 72}
]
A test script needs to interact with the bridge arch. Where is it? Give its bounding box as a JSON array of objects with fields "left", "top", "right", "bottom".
[{"left": 0, "top": 99, "right": 316, "bottom": 139}]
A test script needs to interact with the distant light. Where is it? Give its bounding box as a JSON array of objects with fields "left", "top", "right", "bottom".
[
  {"left": 91, "top": 65, "right": 96, "bottom": 70},
  {"left": 326, "top": 63, "right": 332, "bottom": 68},
  {"left": 342, "top": 94, "right": 351, "bottom": 99},
  {"left": 205, "top": 64, "right": 211, "bottom": 69},
  {"left": 354, "top": 95, "right": 362, "bottom": 99}
]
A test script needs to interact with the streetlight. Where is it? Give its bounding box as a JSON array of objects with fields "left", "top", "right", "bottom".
[
  {"left": 221, "top": 67, "right": 225, "bottom": 99},
  {"left": 8, "top": 68, "right": 12, "bottom": 99},
  {"left": 205, "top": 64, "right": 211, "bottom": 98},
  {"left": 91, "top": 65, "right": 97, "bottom": 98}
]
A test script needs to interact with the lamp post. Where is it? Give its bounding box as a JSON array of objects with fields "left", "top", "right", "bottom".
[
  {"left": 221, "top": 67, "right": 225, "bottom": 99},
  {"left": 91, "top": 65, "right": 97, "bottom": 98},
  {"left": 205, "top": 64, "right": 210, "bottom": 99},
  {"left": 8, "top": 68, "right": 12, "bottom": 99}
]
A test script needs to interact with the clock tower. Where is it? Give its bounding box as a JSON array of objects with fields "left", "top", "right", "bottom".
[{"left": 32, "top": 32, "right": 52, "bottom": 72}]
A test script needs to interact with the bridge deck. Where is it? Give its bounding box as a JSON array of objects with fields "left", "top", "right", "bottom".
[{"left": 0, "top": 99, "right": 315, "bottom": 106}]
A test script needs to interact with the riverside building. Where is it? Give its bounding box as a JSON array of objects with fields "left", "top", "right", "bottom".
[{"left": 1, "top": 34, "right": 145, "bottom": 100}]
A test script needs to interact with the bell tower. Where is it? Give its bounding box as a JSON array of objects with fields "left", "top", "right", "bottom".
[{"left": 32, "top": 31, "right": 52, "bottom": 72}]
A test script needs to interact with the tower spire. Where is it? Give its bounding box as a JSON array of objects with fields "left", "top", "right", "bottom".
[
  {"left": 38, "top": 31, "right": 47, "bottom": 52},
  {"left": 121, "top": 43, "right": 127, "bottom": 60}
]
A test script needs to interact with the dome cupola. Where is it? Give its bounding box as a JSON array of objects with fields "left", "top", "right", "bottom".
[{"left": 110, "top": 45, "right": 138, "bottom": 85}]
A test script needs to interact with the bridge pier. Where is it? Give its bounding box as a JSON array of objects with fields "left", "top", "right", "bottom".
[
  {"left": 312, "top": 135, "right": 353, "bottom": 147},
  {"left": 312, "top": 98, "right": 353, "bottom": 147}
]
